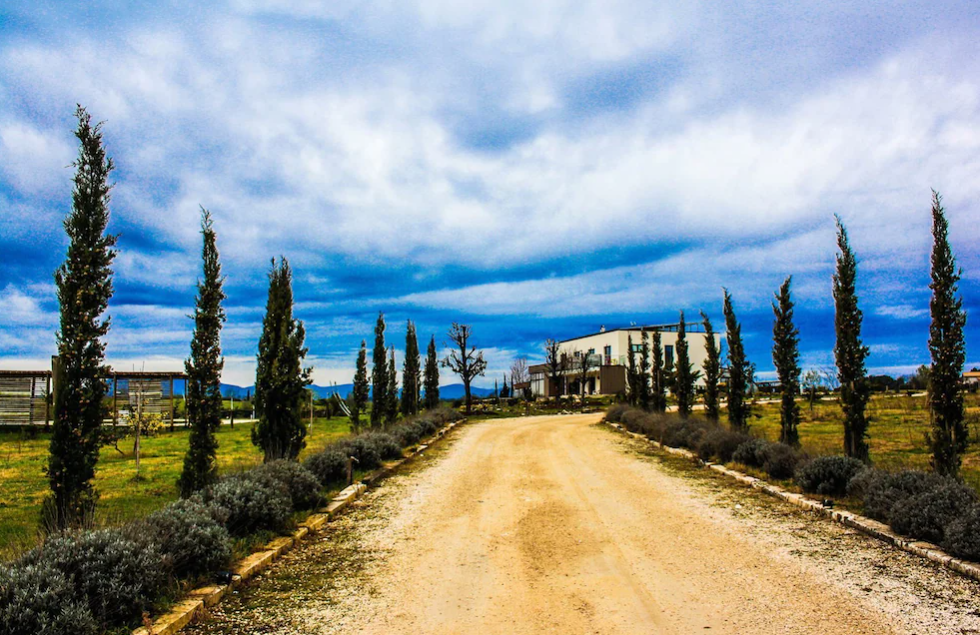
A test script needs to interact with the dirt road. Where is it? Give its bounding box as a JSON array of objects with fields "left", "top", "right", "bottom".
[{"left": 188, "top": 414, "right": 980, "bottom": 635}]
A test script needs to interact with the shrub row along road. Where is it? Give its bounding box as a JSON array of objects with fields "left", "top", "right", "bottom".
[{"left": 188, "top": 414, "right": 980, "bottom": 635}]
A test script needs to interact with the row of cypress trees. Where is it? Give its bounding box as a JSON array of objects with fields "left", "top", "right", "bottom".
[
  {"left": 763, "top": 201, "right": 968, "bottom": 478},
  {"left": 45, "top": 107, "right": 318, "bottom": 529},
  {"left": 352, "top": 313, "right": 441, "bottom": 431},
  {"left": 632, "top": 200, "right": 968, "bottom": 478}
]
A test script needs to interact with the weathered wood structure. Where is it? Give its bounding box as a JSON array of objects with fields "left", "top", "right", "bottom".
[
  {"left": 0, "top": 370, "right": 52, "bottom": 426},
  {"left": 0, "top": 362, "right": 187, "bottom": 427}
]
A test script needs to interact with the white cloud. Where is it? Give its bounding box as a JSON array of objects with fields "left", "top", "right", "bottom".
[
  {"left": 0, "top": 120, "right": 73, "bottom": 194},
  {"left": 876, "top": 304, "right": 929, "bottom": 320}
]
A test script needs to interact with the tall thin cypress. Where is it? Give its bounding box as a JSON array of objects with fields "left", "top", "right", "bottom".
[
  {"left": 637, "top": 330, "right": 652, "bottom": 410},
  {"left": 673, "top": 312, "right": 699, "bottom": 417},
  {"left": 701, "top": 311, "right": 721, "bottom": 421},
  {"left": 626, "top": 333, "right": 638, "bottom": 406},
  {"left": 833, "top": 216, "right": 870, "bottom": 462},
  {"left": 926, "top": 191, "right": 968, "bottom": 476},
  {"left": 252, "top": 258, "right": 312, "bottom": 462},
  {"left": 178, "top": 209, "right": 226, "bottom": 497},
  {"left": 724, "top": 289, "right": 753, "bottom": 432},
  {"left": 423, "top": 335, "right": 440, "bottom": 410},
  {"left": 351, "top": 341, "right": 369, "bottom": 432},
  {"left": 772, "top": 276, "right": 801, "bottom": 447},
  {"left": 386, "top": 347, "right": 399, "bottom": 426},
  {"left": 370, "top": 312, "right": 388, "bottom": 428},
  {"left": 651, "top": 331, "right": 667, "bottom": 413},
  {"left": 46, "top": 106, "right": 118, "bottom": 530},
  {"left": 401, "top": 320, "right": 421, "bottom": 416}
]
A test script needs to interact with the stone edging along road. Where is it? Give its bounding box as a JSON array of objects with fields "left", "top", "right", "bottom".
[
  {"left": 132, "top": 420, "right": 463, "bottom": 635},
  {"left": 604, "top": 420, "right": 980, "bottom": 585}
]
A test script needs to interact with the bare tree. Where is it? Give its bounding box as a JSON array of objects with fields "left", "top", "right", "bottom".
[
  {"left": 510, "top": 356, "right": 531, "bottom": 400},
  {"left": 577, "top": 349, "right": 598, "bottom": 409},
  {"left": 441, "top": 323, "right": 487, "bottom": 415},
  {"left": 544, "top": 339, "right": 563, "bottom": 405}
]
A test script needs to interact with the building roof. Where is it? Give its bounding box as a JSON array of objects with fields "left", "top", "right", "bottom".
[{"left": 559, "top": 322, "right": 710, "bottom": 344}]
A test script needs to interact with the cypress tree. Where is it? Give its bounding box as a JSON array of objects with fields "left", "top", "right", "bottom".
[
  {"left": 46, "top": 106, "right": 118, "bottom": 530},
  {"left": 724, "top": 289, "right": 753, "bottom": 431},
  {"left": 423, "top": 335, "right": 440, "bottom": 410},
  {"left": 626, "top": 333, "right": 638, "bottom": 406},
  {"left": 637, "top": 330, "right": 652, "bottom": 410},
  {"left": 701, "top": 311, "right": 721, "bottom": 421},
  {"left": 926, "top": 191, "right": 968, "bottom": 476},
  {"left": 833, "top": 216, "right": 870, "bottom": 462},
  {"left": 386, "top": 347, "right": 399, "bottom": 426},
  {"left": 351, "top": 340, "right": 369, "bottom": 431},
  {"left": 401, "top": 321, "right": 421, "bottom": 416},
  {"left": 370, "top": 312, "right": 388, "bottom": 428},
  {"left": 252, "top": 258, "right": 312, "bottom": 462},
  {"left": 178, "top": 209, "right": 226, "bottom": 497},
  {"left": 772, "top": 276, "right": 801, "bottom": 447},
  {"left": 651, "top": 331, "right": 667, "bottom": 413},
  {"left": 673, "top": 312, "right": 700, "bottom": 417}
]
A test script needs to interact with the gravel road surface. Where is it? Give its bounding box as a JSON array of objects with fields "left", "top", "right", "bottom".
[{"left": 186, "top": 414, "right": 980, "bottom": 635}]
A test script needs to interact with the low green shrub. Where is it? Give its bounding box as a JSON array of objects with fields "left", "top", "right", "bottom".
[
  {"left": 135, "top": 499, "right": 231, "bottom": 579},
  {"left": 199, "top": 473, "right": 292, "bottom": 537},
  {"left": 17, "top": 529, "right": 166, "bottom": 630},
  {"left": 943, "top": 504, "right": 980, "bottom": 561},
  {"left": 889, "top": 479, "right": 977, "bottom": 544},
  {"left": 304, "top": 447, "right": 349, "bottom": 486},
  {"left": 339, "top": 436, "right": 381, "bottom": 470},
  {"left": 605, "top": 404, "right": 630, "bottom": 423},
  {"left": 392, "top": 421, "right": 424, "bottom": 447},
  {"left": 697, "top": 428, "right": 750, "bottom": 463},
  {"left": 662, "top": 418, "right": 709, "bottom": 450},
  {"left": 620, "top": 409, "right": 652, "bottom": 434},
  {"left": 761, "top": 443, "right": 800, "bottom": 480},
  {"left": 794, "top": 455, "right": 865, "bottom": 496},
  {"left": 428, "top": 405, "right": 462, "bottom": 425},
  {"left": 0, "top": 563, "right": 98, "bottom": 635},
  {"left": 853, "top": 469, "right": 943, "bottom": 522},
  {"left": 732, "top": 438, "right": 770, "bottom": 468},
  {"left": 360, "top": 431, "right": 403, "bottom": 461},
  {"left": 253, "top": 460, "right": 323, "bottom": 511}
]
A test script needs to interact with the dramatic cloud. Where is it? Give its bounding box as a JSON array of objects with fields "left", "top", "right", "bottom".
[{"left": 0, "top": 1, "right": 977, "bottom": 386}]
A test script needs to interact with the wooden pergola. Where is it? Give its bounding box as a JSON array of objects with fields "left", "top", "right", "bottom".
[
  {"left": 0, "top": 364, "right": 188, "bottom": 428},
  {"left": 109, "top": 370, "right": 188, "bottom": 428},
  {"left": 0, "top": 369, "right": 52, "bottom": 426}
]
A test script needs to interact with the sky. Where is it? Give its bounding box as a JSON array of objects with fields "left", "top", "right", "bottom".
[{"left": 0, "top": 1, "right": 978, "bottom": 387}]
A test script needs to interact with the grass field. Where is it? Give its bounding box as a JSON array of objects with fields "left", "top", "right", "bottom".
[
  {"left": 0, "top": 417, "right": 352, "bottom": 559},
  {"left": 747, "top": 392, "right": 980, "bottom": 491}
]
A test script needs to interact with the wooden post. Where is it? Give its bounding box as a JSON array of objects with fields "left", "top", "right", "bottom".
[
  {"left": 169, "top": 376, "right": 175, "bottom": 431},
  {"left": 112, "top": 374, "right": 118, "bottom": 427},
  {"left": 29, "top": 375, "right": 36, "bottom": 428},
  {"left": 44, "top": 375, "right": 51, "bottom": 429}
]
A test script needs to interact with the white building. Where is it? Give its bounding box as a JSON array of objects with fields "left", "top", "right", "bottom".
[{"left": 529, "top": 323, "right": 722, "bottom": 399}]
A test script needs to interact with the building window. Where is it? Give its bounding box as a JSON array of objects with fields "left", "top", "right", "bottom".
[
  {"left": 630, "top": 343, "right": 642, "bottom": 352},
  {"left": 603, "top": 345, "right": 612, "bottom": 365},
  {"left": 665, "top": 345, "right": 674, "bottom": 366}
]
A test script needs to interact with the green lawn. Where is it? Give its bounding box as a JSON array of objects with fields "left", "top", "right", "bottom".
[
  {"left": 745, "top": 392, "right": 980, "bottom": 491},
  {"left": 0, "top": 417, "right": 352, "bottom": 559}
]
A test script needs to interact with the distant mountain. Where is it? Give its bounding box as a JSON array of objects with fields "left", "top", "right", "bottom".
[{"left": 438, "top": 383, "right": 497, "bottom": 399}]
